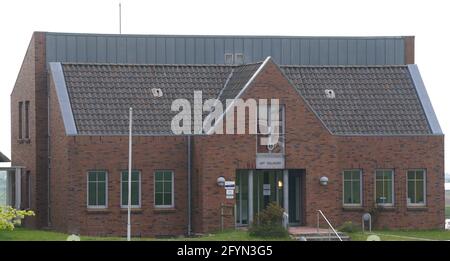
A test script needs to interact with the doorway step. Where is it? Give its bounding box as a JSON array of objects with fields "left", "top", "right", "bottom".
[{"left": 289, "top": 226, "right": 350, "bottom": 241}]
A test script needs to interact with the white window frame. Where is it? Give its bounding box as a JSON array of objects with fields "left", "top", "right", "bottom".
[
  {"left": 154, "top": 170, "right": 175, "bottom": 208},
  {"left": 86, "top": 170, "right": 108, "bottom": 209},
  {"left": 234, "top": 53, "right": 244, "bottom": 65},
  {"left": 406, "top": 169, "right": 426, "bottom": 207},
  {"left": 255, "top": 103, "right": 286, "bottom": 154},
  {"left": 120, "top": 170, "right": 141, "bottom": 208},
  {"left": 374, "top": 169, "right": 395, "bottom": 207},
  {"left": 342, "top": 169, "right": 363, "bottom": 207},
  {"left": 224, "top": 53, "right": 234, "bottom": 65}
]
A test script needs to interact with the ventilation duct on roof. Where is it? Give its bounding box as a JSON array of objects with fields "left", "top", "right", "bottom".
[
  {"left": 325, "top": 89, "right": 335, "bottom": 99},
  {"left": 152, "top": 88, "right": 163, "bottom": 97}
]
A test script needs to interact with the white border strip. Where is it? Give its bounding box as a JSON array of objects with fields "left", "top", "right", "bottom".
[
  {"left": 207, "top": 56, "right": 272, "bottom": 135},
  {"left": 408, "top": 64, "right": 443, "bottom": 134},
  {"left": 49, "top": 62, "right": 77, "bottom": 135}
]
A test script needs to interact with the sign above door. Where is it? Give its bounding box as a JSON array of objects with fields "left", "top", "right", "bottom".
[{"left": 256, "top": 153, "right": 285, "bottom": 169}]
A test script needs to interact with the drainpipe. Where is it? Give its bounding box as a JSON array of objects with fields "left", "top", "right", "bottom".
[
  {"left": 47, "top": 88, "right": 51, "bottom": 227},
  {"left": 187, "top": 135, "right": 192, "bottom": 236}
]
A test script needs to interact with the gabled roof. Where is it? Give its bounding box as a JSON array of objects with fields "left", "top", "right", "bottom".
[
  {"left": 48, "top": 58, "right": 441, "bottom": 136},
  {"left": 281, "top": 65, "right": 436, "bottom": 135}
]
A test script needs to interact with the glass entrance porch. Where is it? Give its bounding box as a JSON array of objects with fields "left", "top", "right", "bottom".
[
  {"left": 0, "top": 167, "right": 23, "bottom": 208},
  {"left": 235, "top": 169, "right": 305, "bottom": 226}
]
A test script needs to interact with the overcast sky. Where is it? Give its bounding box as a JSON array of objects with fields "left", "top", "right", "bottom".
[{"left": 0, "top": 0, "right": 448, "bottom": 173}]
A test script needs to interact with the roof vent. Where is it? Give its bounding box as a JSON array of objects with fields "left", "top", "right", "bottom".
[
  {"left": 152, "top": 88, "right": 163, "bottom": 97},
  {"left": 234, "top": 53, "right": 244, "bottom": 65},
  {"left": 225, "top": 53, "right": 234, "bottom": 65},
  {"left": 325, "top": 89, "right": 335, "bottom": 99}
]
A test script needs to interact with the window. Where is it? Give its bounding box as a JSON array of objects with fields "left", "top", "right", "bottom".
[
  {"left": 343, "top": 170, "right": 362, "bottom": 206},
  {"left": 256, "top": 103, "right": 285, "bottom": 154},
  {"left": 121, "top": 171, "right": 140, "bottom": 208},
  {"left": 25, "top": 101, "right": 30, "bottom": 139},
  {"left": 18, "top": 102, "right": 23, "bottom": 140},
  {"left": 234, "top": 53, "right": 244, "bottom": 65},
  {"left": 87, "top": 171, "right": 107, "bottom": 208},
  {"left": 407, "top": 169, "right": 426, "bottom": 206},
  {"left": 224, "top": 53, "right": 234, "bottom": 65},
  {"left": 154, "top": 171, "right": 174, "bottom": 208},
  {"left": 375, "top": 170, "right": 394, "bottom": 206}
]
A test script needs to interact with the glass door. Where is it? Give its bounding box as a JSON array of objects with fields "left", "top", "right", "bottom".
[
  {"left": 235, "top": 170, "right": 249, "bottom": 226},
  {"left": 253, "top": 170, "right": 283, "bottom": 216}
]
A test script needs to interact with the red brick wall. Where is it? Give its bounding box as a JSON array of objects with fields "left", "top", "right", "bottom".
[
  {"left": 337, "top": 135, "right": 445, "bottom": 229},
  {"left": 10, "top": 32, "right": 47, "bottom": 228},
  {"left": 48, "top": 73, "right": 70, "bottom": 232},
  {"left": 23, "top": 47, "right": 444, "bottom": 236},
  {"left": 54, "top": 134, "right": 190, "bottom": 237}
]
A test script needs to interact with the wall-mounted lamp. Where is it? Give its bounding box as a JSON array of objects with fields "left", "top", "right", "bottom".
[
  {"left": 217, "top": 176, "right": 226, "bottom": 187},
  {"left": 277, "top": 180, "right": 283, "bottom": 188},
  {"left": 319, "top": 176, "right": 329, "bottom": 186}
]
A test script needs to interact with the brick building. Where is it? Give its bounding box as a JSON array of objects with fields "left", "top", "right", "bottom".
[{"left": 8, "top": 32, "right": 444, "bottom": 236}]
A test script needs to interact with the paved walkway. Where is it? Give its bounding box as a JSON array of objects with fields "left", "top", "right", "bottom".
[{"left": 288, "top": 226, "right": 330, "bottom": 235}]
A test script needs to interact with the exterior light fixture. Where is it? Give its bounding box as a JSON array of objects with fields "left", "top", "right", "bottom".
[
  {"left": 319, "top": 176, "right": 329, "bottom": 186},
  {"left": 277, "top": 180, "right": 283, "bottom": 188},
  {"left": 217, "top": 176, "right": 226, "bottom": 187}
]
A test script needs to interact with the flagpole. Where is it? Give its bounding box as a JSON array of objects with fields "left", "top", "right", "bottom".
[{"left": 127, "top": 107, "right": 133, "bottom": 241}]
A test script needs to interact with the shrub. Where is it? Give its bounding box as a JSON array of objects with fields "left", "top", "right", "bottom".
[
  {"left": 338, "top": 221, "right": 355, "bottom": 233},
  {"left": 249, "top": 202, "right": 289, "bottom": 238},
  {"left": 0, "top": 206, "right": 35, "bottom": 230}
]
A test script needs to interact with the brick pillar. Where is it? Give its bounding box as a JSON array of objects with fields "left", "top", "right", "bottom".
[{"left": 404, "top": 36, "right": 415, "bottom": 64}]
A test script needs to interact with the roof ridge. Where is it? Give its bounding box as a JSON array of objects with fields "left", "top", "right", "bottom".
[
  {"left": 61, "top": 60, "right": 266, "bottom": 67},
  {"left": 61, "top": 62, "right": 237, "bottom": 67},
  {"left": 280, "top": 64, "right": 409, "bottom": 68}
]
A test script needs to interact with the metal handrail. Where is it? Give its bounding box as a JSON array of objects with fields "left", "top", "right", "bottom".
[{"left": 317, "top": 210, "right": 342, "bottom": 241}]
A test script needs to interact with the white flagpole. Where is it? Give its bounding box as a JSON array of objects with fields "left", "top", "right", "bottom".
[{"left": 127, "top": 107, "right": 133, "bottom": 241}]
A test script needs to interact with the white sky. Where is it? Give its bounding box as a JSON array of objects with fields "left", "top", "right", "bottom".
[{"left": 0, "top": 0, "right": 448, "bottom": 173}]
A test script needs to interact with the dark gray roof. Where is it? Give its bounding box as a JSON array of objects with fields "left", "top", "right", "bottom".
[
  {"left": 280, "top": 66, "right": 432, "bottom": 135},
  {"left": 62, "top": 63, "right": 234, "bottom": 135},
  {"left": 217, "top": 62, "right": 263, "bottom": 106},
  {"left": 57, "top": 60, "right": 435, "bottom": 136}
]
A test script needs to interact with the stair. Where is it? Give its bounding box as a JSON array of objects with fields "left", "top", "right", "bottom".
[{"left": 294, "top": 232, "right": 351, "bottom": 241}]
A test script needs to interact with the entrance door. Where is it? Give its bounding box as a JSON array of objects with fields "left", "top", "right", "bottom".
[
  {"left": 288, "top": 170, "right": 305, "bottom": 225},
  {"left": 235, "top": 170, "right": 249, "bottom": 226},
  {"left": 253, "top": 170, "right": 283, "bottom": 215},
  {"left": 236, "top": 169, "right": 304, "bottom": 226}
]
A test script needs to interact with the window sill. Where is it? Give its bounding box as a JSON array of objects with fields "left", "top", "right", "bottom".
[
  {"left": 342, "top": 206, "right": 364, "bottom": 211},
  {"left": 153, "top": 207, "right": 176, "bottom": 213},
  {"left": 17, "top": 139, "right": 31, "bottom": 144},
  {"left": 407, "top": 206, "right": 427, "bottom": 211},
  {"left": 86, "top": 208, "right": 111, "bottom": 214},
  {"left": 120, "top": 208, "right": 143, "bottom": 214},
  {"left": 375, "top": 205, "right": 396, "bottom": 211}
]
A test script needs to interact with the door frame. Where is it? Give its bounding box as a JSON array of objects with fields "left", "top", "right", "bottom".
[{"left": 235, "top": 169, "right": 306, "bottom": 226}]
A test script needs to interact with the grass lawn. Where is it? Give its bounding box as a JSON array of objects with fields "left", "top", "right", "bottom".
[
  {"left": 347, "top": 230, "right": 450, "bottom": 241},
  {"left": 0, "top": 228, "right": 291, "bottom": 241}
]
